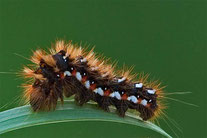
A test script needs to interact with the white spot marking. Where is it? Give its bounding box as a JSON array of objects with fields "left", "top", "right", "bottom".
[
  {"left": 57, "top": 74, "right": 60, "bottom": 77},
  {"left": 135, "top": 83, "right": 143, "bottom": 88},
  {"left": 130, "top": 96, "right": 138, "bottom": 103},
  {"left": 80, "top": 58, "right": 87, "bottom": 62},
  {"left": 109, "top": 92, "right": 115, "bottom": 97},
  {"left": 76, "top": 72, "right": 82, "bottom": 81},
  {"left": 149, "top": 99, "right": 152, "bottom": 102},
  {"left": 114, "top": 91, "right": 121, "bottom": 100},
  {"left": 97, "top": 87, "right": 104, "bottom": 96},
  {"left": 147, "top": 89, "right": 156, "bottom": 94},
  {"left": 63, "top": 56, "right": 67, "bottom": 62},
  {"left": 121, "top": 91, "right": 124, "bottom": 95},
  {"left": 141, "top": 99, "right": 148, "bottom": 106},
  {"left": 85, "top": 81, "right": 90, "bottom": 89},
  {"left": 64, "top": 71, "right": 71, "bottom": 76},
  {"left": 118, "top": 77, "right": 126, "bottom": 83},
  {"left": 71, "top": 67, "right": 74, "bottom": 71},
  {"left": 93, "top": 88, "right": 98, "bottom": 93}
]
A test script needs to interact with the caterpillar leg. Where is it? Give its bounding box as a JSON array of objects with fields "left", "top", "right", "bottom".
[
  {"left": 139, "top": 107, "right": 154, "bottom": 121},
  {"left": 113, "top": 100, "right": 128, "bottom": 117},
  {"left": 29, "top": 80, "right": 63, "bottom": 111},
  {"left": 74, "top": 87, "right": 92, "bottom": 106},
  {"left": 75, "top": 93, "right": 92, "bottom": 106},
  {"left": 134, "top": 104, "right": 154, "bottom": 121},
  {"left": 96, "top": 96, "right": 111, "bottom": 112},
  {"left": 63, "top": 77, "right": 79, "bottom": 97}
]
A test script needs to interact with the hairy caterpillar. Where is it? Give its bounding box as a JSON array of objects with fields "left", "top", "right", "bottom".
[{"left": 22, "top": 40, "right": 165, "bottom": 121}]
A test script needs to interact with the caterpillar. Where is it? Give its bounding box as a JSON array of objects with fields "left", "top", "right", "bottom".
[{"left": 22, "top": 40, "right": 165, "bottom": 121}]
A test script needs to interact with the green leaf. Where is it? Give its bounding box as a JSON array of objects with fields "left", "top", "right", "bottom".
[{"left": 0, "top": 101, "right": 171, "bottom": 138}]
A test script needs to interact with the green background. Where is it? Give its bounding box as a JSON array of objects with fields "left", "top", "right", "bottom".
[{"left": 0, "top": 0, "right": 206, "bottom": 137}]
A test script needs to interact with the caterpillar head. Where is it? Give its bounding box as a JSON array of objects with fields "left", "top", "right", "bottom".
[{"left": 23, "top": 50, "right": 65, "bottom": 111}]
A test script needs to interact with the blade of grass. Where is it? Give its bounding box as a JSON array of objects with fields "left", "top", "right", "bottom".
[{"left": 0, "top": 101, "right": 171, "bottom": 138}]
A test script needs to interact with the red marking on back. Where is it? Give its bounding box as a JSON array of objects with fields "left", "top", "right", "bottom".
[
  {"left": 81, "top": 76, "right": 87, "bottom": 83},
  {"left": 138, "top": 98, "right": 142, "bottom": 104},
  {"left": 72, "top": 70, "right": 77, "bottom": 76},
  {"left": 60, "top": 72, "right": 65, "bottom": 79},
  {"left": 121, "top": 94, "right": 128, "bottom": 100},
  {"left": 104, "top": 90, "right": 111, "bottom": 96},
  {"left": 146, "top": 103, "right": 150, "bottom": 108},
  {"left": 90, "top": 84, "right": 96, "bottom": 90}
]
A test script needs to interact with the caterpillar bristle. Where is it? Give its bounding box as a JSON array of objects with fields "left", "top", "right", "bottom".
[
  {"left": 31, "top": 49, "right": 46, "bottom": 64},
  {"left": 21, "top": 40, "right": 166, "bottom": 121},
  {"left": 138, "top": 72, "right": 150, "bottom": 85},
  {"left": 42, "top": 55, "right": 56, "bottom": 67},
  {"left": 22, "top": 84, "right": 33, "bottom": 103},
  {"left": 118, "top": 65, "right": 137, "bottom": 82},
  {"left": 23, "top": 67, "right": 34, "bottom": 78},
  {"left": 23, "top": 66, "right": 45, "bottom": 80},
  {"left": 55, "top": 40, "right": 67, "bottom": 53}
]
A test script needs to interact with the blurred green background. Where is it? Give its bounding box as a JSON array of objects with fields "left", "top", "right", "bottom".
[{"left": 0, "top": 0, "right": 206, "bottom": 137}]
